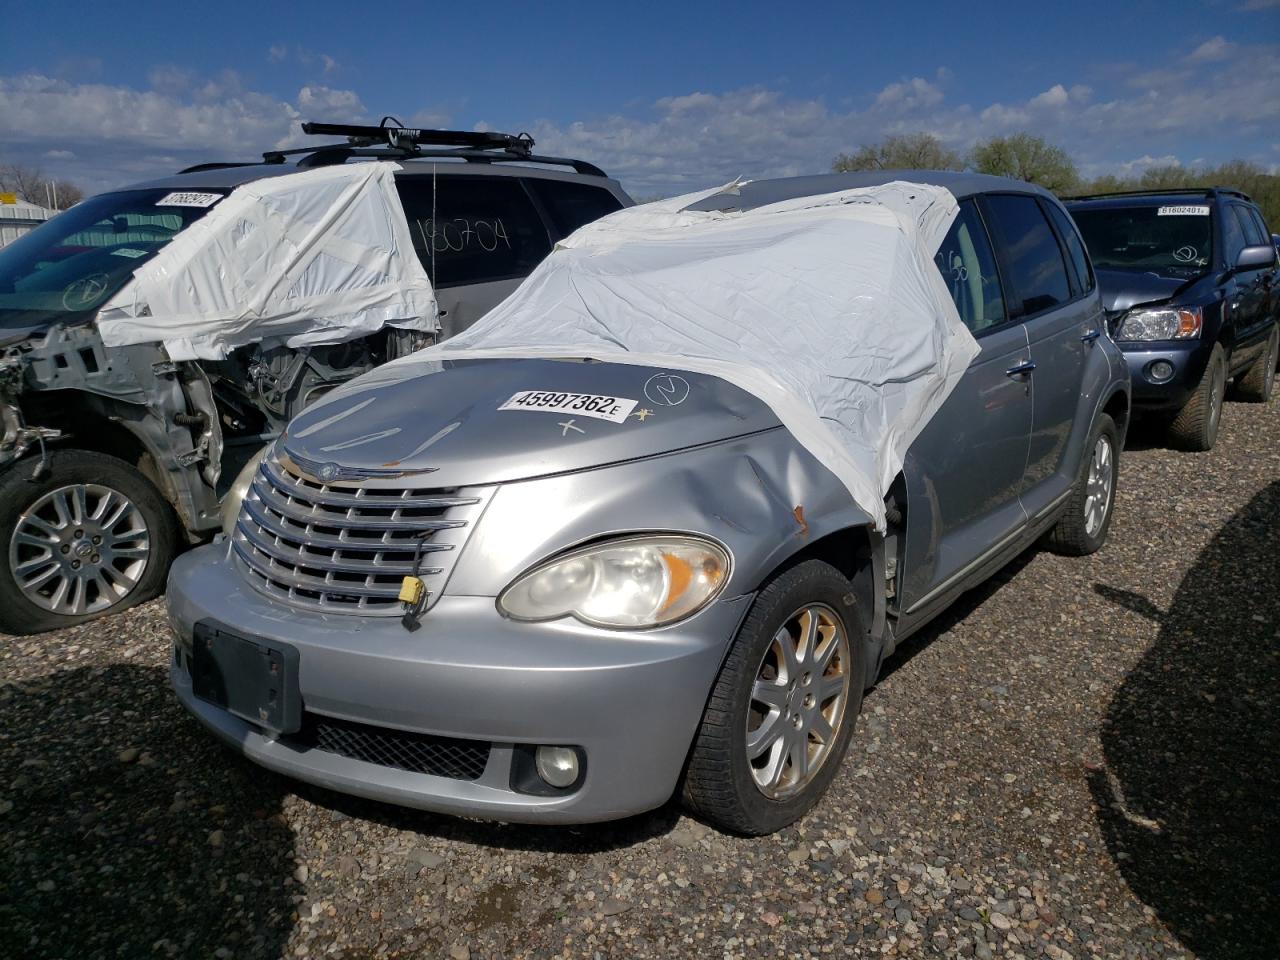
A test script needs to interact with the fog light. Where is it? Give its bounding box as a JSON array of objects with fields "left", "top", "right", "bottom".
[
  {"left": 1149, "top": 360, "right": 1175, "bottom": 383},
  {"left": 535, "top": 745, "right": 580, "bottom": 788}
]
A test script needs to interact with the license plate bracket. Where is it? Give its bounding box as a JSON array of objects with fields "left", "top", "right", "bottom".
[{"left": 191, "top": 622, "right": 301, "bottom": 735}]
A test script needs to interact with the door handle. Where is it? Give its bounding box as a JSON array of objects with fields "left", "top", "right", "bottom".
[
  {"left": 1080, "top": 329, "right": 1101, "bottom": 344},
  {"left": 1005, "top": 359, "right": 1036, "bottom": 378}
]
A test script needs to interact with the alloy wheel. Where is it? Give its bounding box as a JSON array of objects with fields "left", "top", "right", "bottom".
[
  {"left": 746, "top": 603, "right": 851, "bottom": 800},
  {"left": 8, "top": 483, "right": 151, "bottom": 616},
  {"left": 1083, "top": 435, "right": 1114, "bottom": 537}
]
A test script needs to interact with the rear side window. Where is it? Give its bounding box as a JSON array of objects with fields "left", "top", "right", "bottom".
[
  {"left": 983, "top": 195, "right": 1072, "bottom": 316},
  {"left": 1232, "top": 204, "right": 1266, "bottom": 247},
  {"left": 396, "top": 177, "right": 552, "bottom": 288},
  {"left": 933, "top": 200, "right": 1007, "bottom": 334},
  {"left": 1044, "top": 201, "right": 1094, "bottom": 294},
  {"left": 1222, "top": 204, "right": 1248, "bottom": 265},
  {"left": 525, "top": 179, "right": 624, "bottom": 240}
]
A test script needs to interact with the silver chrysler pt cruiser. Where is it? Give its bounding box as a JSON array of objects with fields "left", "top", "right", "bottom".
[{"left": 168, "top": 172, "right": 1130, "bottom": 834}]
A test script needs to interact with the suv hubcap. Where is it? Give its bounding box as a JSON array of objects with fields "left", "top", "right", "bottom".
[
  {"left": 9, "top": 484, "right": 150, "bottom": 616},
  {"left": 1084, "top": 436, "right": 1114, "bottom": 537},
  {"left": 746, "top": 603, "right": 851, "bottom": 800}
]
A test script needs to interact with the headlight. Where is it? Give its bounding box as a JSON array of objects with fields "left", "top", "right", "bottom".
[
  {"left": 498, "top": 535, "right": 730, "bottom": 628},
  {"left": 220, "top": 444, "right": 269, "bottom": 536},
  {"left": 1115, "top": 305, "right": 1202, "bottom": 341}
]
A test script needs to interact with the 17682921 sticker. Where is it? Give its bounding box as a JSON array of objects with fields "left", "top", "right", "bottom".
[{"left": 498, "top": 390, "right": 639, "bottom": 423}]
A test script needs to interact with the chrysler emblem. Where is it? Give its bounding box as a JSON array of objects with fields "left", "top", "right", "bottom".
[{"left": 316, "top": 462, "right": 341, "bottom": 482}]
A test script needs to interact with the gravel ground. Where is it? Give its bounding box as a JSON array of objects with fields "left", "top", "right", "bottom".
[{"left": 1, "top": 396, "right": 1277, "bottom": 960}]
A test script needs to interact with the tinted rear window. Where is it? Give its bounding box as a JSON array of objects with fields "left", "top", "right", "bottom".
[
  {"left": 1045, "top": 201, "right": 1094, "bottom": 294},
  {"left": 397, "top": 177, "right": 552, "bottom": 288},
  {"left": 526, "top": 179, "right": 624, "bottom": 239},
  {"left": 983, "top": 195, "right": 1072, "bottom": 316}
]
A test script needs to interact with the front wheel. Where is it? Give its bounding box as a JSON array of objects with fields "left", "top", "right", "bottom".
[
  {"left": 1168, "top": 344, "right": 1226, "bottom": 451},
  {"left": 1046, "top": 413, "right": 1119, "bottom": 556},
  {"left": 682, "top": 560, "right": 866, "bottom": 835},
  {"left": 0, "top": 450, "right": 178, "bottom": 635}
]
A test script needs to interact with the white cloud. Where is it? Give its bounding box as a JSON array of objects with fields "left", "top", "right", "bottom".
[
  {"left": 1, "top": 35, "right": 1275, "bottom": 198},
  {"left": 267, "top": 44, "right": 288, "bottom": 63},
  {"left": 1190, "top": 36, "right": 1235, "bottom": 62},
  {"left": 873, "top": 77, "right": 944, "bottom": 110}
]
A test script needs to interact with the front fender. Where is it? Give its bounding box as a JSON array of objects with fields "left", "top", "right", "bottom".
[{"left": 447, "top": 427, "right": 877, "bottom": 604}]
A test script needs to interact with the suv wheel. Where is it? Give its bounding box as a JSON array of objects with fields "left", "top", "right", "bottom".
[
  {"left": 1230, "top": 325, "right": 1277, "bottom": 403},
  {"left": 682, "top": 560, "right": 865, "bottom": 834},
  {"left": 1168, "top": 343, "right": 1226, "bottom": 451},
  {"left": 1047, "top": 413, "right": 1119, "bottom": 556},
  {"left": 0, "top": 450, "right": 178, "bottom": 635}
]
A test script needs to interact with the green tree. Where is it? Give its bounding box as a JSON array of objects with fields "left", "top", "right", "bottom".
[
  {"left": 833, "top": 133, "right": 965, "bottom": 173},
  {"left": 970, "top": 133, "right": 1080, "bottom": 193}
]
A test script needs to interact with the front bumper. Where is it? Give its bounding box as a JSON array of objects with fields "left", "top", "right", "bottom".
[
  {"left": 167, "top": 542, "right": 751, "bottom": 823},
  {"left": 1117, "top": 339, "right": 1211, "bottom": 412}
]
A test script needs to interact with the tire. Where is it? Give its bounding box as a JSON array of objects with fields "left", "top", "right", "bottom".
[
  {"left": 682, "top": 560, "right": 866, "bottom": 835},
  {"left": 0, "top": 449, "right": 178, "bottom": 635},
  {"left": 1230, "top": 325, "right": 1277, "bottom": 403},
  {"left": 1046, "top": 413, "right": 1119, "bottom": 557},
  {"left": 1168, "top": 343, "right": 1226, "bottom": 451}
]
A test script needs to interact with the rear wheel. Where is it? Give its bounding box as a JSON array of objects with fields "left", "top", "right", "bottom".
[
  {"left": 682, "top": 560, "right": 865, "bottom": 835},
  {"left": 1168, "top": 344, "right": 1226, "bottom": 451},
  {"left": 0, "top": 450, "right": 178, "bottom": 635},
  {"left": 1046, "top": 413, "right": 1119, "bottom": 556},
  {"left": 1230, "top": 325, "right": 1277, "bottom": 403}
]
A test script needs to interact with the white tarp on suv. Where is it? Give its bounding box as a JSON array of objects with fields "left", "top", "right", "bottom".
[
  {"left": 97, "top": 162, "right": 437, "bottom": 361},
  {"left": 386, "top": 179, "right": 980, "bottom": 529}
]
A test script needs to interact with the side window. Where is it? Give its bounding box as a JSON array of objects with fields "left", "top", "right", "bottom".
[
  {"left": 932, "top": 200, "right": 1007, "bottom": 334},
  {"left": 1232, "top": 204, "right": 1266, "bottom": 247},
  {"left": 1247, "top": 205, "right": 1271, "bottom": 240},
  {"left": 525, "top": 179, "right": 624, "bottom": 240},
  {"left": 1221, "top": 204, "right": 1248, "bottom": 265},
  {"left": 983, "top": 194, "right": 1072, "bottom": 316},
  {"left": 1044, "top": 200, "right": 1094, "bottom": 294},
  {"left": 396, "top": 177, "right": 552, "bottom": 288}
]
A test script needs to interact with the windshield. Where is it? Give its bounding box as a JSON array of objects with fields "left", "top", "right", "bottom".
[
  {"left": 0, "top": 187, "right": 227, "bottom": 328},
  {"left": 1070, "top": 204, "right": 1214, "bottom": 277}
]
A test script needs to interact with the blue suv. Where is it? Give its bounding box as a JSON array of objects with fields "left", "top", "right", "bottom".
[{"left": 1066, "top": 188, "right": 1278, "bottom": 450}]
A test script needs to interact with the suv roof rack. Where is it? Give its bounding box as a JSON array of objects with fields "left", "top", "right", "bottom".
[
  {"left": 1064, "top": 186, "right": 1253, "bottom": 203},
  {"left": 252, "top": 117, "right": 609, "bottom": 178}
]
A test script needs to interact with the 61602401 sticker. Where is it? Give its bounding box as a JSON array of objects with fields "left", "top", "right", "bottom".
[
  {"left": 498, "top": 390, "right": 638, "bottom": 423},
  {"left": 1157, "top": 205, "right": 1210, "bottom": 217}
]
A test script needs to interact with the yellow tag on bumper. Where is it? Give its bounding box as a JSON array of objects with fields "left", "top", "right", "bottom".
[{"left": 398, "top": 576, "right": 426, "bottom": 605}]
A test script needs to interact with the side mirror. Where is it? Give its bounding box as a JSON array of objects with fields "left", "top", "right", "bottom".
[{"left": 1235, "top": 244, "right": 1277, "bottom": 271}]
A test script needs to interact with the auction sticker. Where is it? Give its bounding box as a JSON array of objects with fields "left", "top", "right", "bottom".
[
  {"left": 498, "top": 390, "right": 638, "bottom": 423},
  {"left": 1157, "top": 205, "right": 1210, "bottom": 216},
  {"left": 156, "top": 191, "right": 223, "bottom": 208}
]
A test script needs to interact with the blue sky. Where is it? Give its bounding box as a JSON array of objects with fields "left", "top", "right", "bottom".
[{"left": 2, "top": 0, "right": 1277, "bottom": 197}]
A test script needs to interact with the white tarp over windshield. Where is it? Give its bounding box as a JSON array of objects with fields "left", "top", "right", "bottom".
[
  {"left": 380, "top": 179, "right": 980, "bottom": 529},
  {"left": 96, "top": 162, "right": 437, "bottom": 361}
]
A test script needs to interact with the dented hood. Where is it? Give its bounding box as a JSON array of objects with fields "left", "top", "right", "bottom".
[
  {"left": 280, "top": 357, "right": 781, "bottom": 488},
  {"left": 1095, "top": 267, "right": 1203, "bottom": 314}
]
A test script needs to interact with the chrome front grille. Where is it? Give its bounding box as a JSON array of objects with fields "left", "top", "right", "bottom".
[{"left": 232, "top": 452, "right": 490, "bottom": 615}]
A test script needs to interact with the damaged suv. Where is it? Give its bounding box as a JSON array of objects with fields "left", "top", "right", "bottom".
[
  {"left": 168, "top": 172, "right": 1130, "bottom": 834},
  {"left": 0, "top": 123, "right": 630, "bottom": 634}
]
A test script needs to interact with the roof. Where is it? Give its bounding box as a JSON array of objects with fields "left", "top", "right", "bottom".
[
  {"left": 687, "top": 170, "right": 1054, "bottom": 212},
  {"left": 1064, "top": 187, "right": 1251, "bottom": 209},
  {"left": 113, "top": 156, "right": 625, "bottom": 195},
  {"left": 0, "top": 198, "right": 56, "bottom": 221}
]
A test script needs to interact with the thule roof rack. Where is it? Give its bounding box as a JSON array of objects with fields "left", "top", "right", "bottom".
[
  {"left": 1064, "top": 186, "right": 1252, "bottom": 203},
  {"left": 247, "top": 117, "right": 609, "bottom": 178}
]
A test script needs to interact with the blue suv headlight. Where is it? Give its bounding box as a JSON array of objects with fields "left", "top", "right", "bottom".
[{"left": 1115, "top": 306, "right": 1202, "bottom": 342}]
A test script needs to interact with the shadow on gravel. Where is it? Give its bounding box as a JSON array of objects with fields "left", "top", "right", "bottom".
[
  {"left": 1091, "top": 480, "right": 1280, "bottom": 960},
  {"left": 875, "top": 546, "right": 1039, "bottom": 684},
  {"left": 0, "top": 663, "right": 296, "bottom": 960}
]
